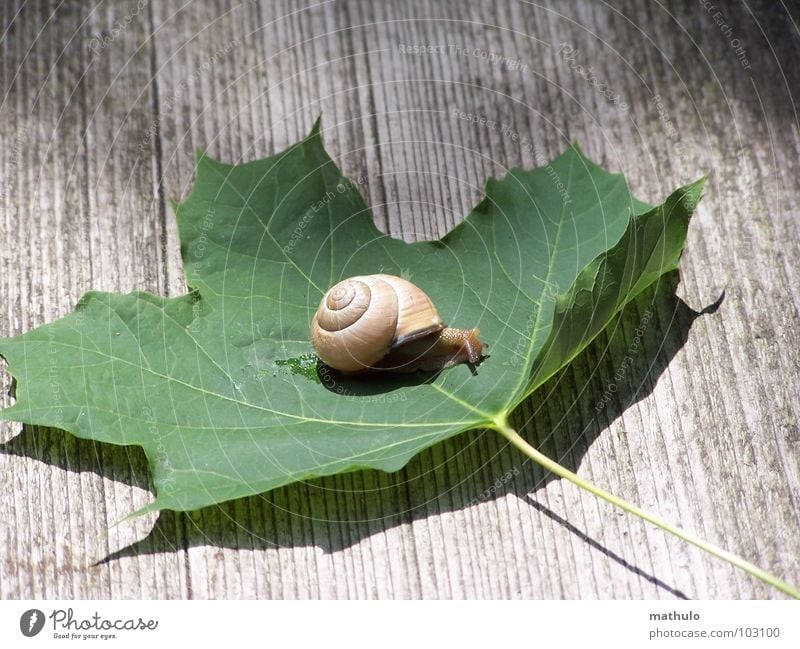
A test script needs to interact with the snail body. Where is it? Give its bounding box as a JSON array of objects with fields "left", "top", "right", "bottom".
[{"left": 310, "top": 274, "right": 487, "bottom": 373}]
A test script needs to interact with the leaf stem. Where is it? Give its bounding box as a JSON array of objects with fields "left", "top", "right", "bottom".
[{"left": 492, "top": 419, "right": 800, "bottom": 599}]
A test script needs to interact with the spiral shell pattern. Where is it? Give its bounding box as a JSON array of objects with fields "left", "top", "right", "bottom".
[{"left": 310, "top": 274, "right": 443, "bottom": 372}]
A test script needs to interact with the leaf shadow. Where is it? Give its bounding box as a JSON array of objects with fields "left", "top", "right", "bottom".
[
  {"left": 523, "top": 497, "right": 688, "bottom": 599},
  {"left": 87, "top": 274, "right": 721, "bottom": 597},
  {"left": 0, "top": 424, "right": 153, "bottom": 494}
]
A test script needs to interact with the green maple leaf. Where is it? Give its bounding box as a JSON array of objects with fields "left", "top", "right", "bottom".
[
  {"left": 0, "top": 121, "right": 700, "bottom": 513},
  {"left": 4, "top": 120, "right": 798, "bottom": 597}
]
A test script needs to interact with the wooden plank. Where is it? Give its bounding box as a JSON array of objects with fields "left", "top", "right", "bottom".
[
  {"left": 1, "top": 0, "right": 798, "bottom": 598},
  {"left": 0, "top": 0, "right": 187, "bottom": 598}
]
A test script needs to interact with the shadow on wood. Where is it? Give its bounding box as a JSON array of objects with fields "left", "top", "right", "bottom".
[
  {"left": 523, "top": 496, "right": 688, "bottom": 599},
  {"left": 1, "top": 425, "right": 153, "bottom": 494}
]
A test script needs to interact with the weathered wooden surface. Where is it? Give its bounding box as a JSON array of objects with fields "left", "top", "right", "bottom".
[{"left": 1, "top": 0, "right": 798, "bottom": 599}]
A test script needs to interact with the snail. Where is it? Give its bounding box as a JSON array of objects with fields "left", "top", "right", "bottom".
[{"left": 310, "top": 274, "right": 487, "bottom": 373}]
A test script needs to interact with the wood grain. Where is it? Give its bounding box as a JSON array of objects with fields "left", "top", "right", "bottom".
[{"left": 1, "top": 0, "right": 798, "bottom": 598}]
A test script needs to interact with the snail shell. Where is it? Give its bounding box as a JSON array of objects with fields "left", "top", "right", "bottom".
[{"left": 310, "top": 274, "right": 486, "bottom": 373}]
